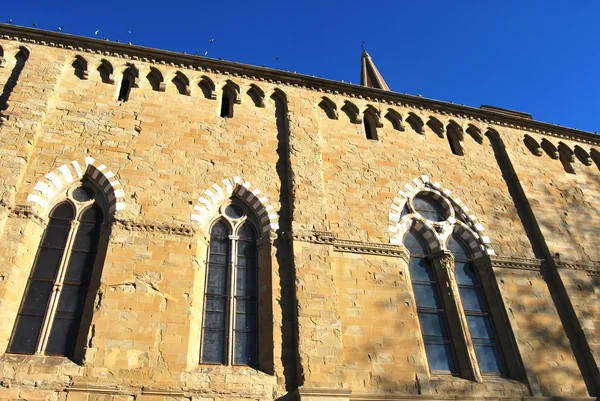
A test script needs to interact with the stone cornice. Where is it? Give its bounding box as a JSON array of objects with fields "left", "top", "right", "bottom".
[
  {"left": 489, "top": 256, "right": 546, "bottom": 271},
  {"left": 112, "top": 218, "right": 195, "bottom": 237},
  {"left": 292, "top": 230, "right": 409, "bottom": 260},
  {"left": 0, "top": 24, "right": 598, "bottom": 145},
  {"left": 555, "top": 259, "right": 600, "bottom": 276}
]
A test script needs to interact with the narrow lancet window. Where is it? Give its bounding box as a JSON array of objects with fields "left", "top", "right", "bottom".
[
  {"left": 9, "top": 184, "right": 104, "bottom": 357},
  {"left": 201, "top": 202, "right": 259, "bottom": 366},
  {"left": 449, "top": 236, "right": 505, "bottom": 374},
  {"left": 405, "top": 230, "right": 456, "bottom": 374}
]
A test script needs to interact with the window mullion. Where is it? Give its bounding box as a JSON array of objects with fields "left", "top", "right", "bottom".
[
  {"left": 228, "top": 235, "right": 238, "bottom": 366},
  {"left": 432, "top": 251, "right": 482, "bottom": 381},
  {"left": 36, "top": 219, "right": 80, "bottom": 354}
]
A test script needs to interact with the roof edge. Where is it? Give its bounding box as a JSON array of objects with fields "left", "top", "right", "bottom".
[{"left": 0, "top": 23, "right": 597, "bottom": 144}]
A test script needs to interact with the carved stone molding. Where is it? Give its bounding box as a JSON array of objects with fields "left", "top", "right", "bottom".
[
  {"left": 436, "top": 252, "right": 455, "bottom": 271},
  {"left": 112, "top": 218, "right": 195, "bottom": 237},
  {"left": 67, "top": 383, "right": 120, "bottom": 394},
  {"left": 298, "top": 387, "right": 352, "bottom": 398},
  {"left": 554, "top": 259, "right": 600, "bottom": 276},
  {"left": 7, "top": 205, "right": 47, "bottom": 227},
  {"left": 292, "top": 230, "right": 409, "bottom": 260},
  {"left": 488, "top": 256, "right": 546, "bottom": 271},
  {"left": 141, "top": 387, "right": 185, "bottom": 396}
]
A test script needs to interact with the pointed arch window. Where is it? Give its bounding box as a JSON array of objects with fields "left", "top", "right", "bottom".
[
  {"left": 201, "top": 200, "right": 258, "bottom": 366},
  {"left": 8, "top": 184, "right": 104, "bottom": 357},
  {"left": 449, "top": 236, "right": 505, "bottom": 374},
  {"left": 405, "top": 230, "right": 457, "bottom": 374}
]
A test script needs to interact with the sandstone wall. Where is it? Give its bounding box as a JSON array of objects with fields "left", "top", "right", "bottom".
[{"left": 0, "top": 32, "right": 598, "bottom": 401}]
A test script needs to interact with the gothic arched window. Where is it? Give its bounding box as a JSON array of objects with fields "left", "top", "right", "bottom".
[
  {"left": 8, "top": 184, "right": 104, "bottom": 356},
  {"left": 201, "top": 200, "right": 258, "bottom": 366},
  {"left": 405, "top": 230, "right": 457, "bottom": 374},
  {"left": 448, "top": 236, "right": 505, "bottom": 374}
]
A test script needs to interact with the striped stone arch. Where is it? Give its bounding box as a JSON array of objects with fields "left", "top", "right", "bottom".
[
  {"left": 389, "top": 175, "right": 494, "bottom": 257},
  {"left": 26, "top": 157, "right": 126, "bottom": 215},
  {"left": 191, "top": 176, "right": 278, "bottom": 234}
]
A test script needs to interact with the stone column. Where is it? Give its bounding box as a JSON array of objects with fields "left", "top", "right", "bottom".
[{"left": 431, "top": 251, "right": 481, "bottom": 382}]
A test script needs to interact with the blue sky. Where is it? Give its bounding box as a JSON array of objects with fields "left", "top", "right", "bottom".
[{"left": 2, "top": 1, "right": 599, "bottom": 132}]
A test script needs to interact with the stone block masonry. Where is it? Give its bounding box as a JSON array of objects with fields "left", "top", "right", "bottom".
[{"left": 0, "top": 24, "right": 599, "bottom": 401}]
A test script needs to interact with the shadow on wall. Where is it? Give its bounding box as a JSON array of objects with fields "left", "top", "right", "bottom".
[
  {"left": 272, "top": 90, "right": 300, "bottom": 395},
  {"left": 0, "top": 46, "right": 29, "bottom": 119}
]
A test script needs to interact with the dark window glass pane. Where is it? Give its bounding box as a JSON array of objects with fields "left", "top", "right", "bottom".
[
  {"left": 235, "top": 312, "right": 257, "bottom": 331},
  {"left": 45, "top": 316, "right": 80, "bottom": 356},
  {"left": 418, "top": 312, "right": 448, "bottom": 337},
  {"left": 455, "top": 261, "right": 478, "bottom": 286},
  {"left": 201, "top": 330, "right": 225, "bottom": 364},
  {"left": 50, "top": 202, "right": 75, "bottom": 220},
  {"left": 237, "top": 240, "right": 256, "bottom": 260},
  {"left": 474, "top": 344, "right": 504, "bottom": 373},
  {"left": 467, "top": 315, "right": 495, "bottom": 340},
  {"left": 73, "top": 186, "right": 94, "bottom": 203},
  {"left": 64, "top": 251, "right": 95, "bottom": 283},
  {"left": 447, "top": 236, "right": 472, "bottom": 259},
  {"left": 413, "top": 283, "right": 442, "bottom": 309},
  {"left": 424, "top": 342, "right": 455, "bottom": 373},
  {"left": 19, "top": 281, "right": 53, "bottom": 316},
  {"left": 32, "top": 248, "right": 63, "bottom": 280},
  {"left": 206, "top": 266, "right": 228, "bottom": 294},
  {"left": 234, "top": 331, "right": 256, "bottom": 366},
  {"left": 404, "top": 231, "right": 428, "bottom": 254},
  {"left": 235, "top": 299, "right": 257, "bottom": 313},
  {"left": 8, "top": 315, "right": 44, "bottom": 354},
  {"left": 409, "top": 257, "right": 436, "bottom": 282},
  {"left": 236, "top": 268, "right": 257, "bottom": 296},
  {"left": 211, "top": 221, "right": 230, "bottom": 237},
  {"left": 54, "top": 284, "right": 87, "bottom": 317},
  {"left": 205, "top": 297, "right": 227, "bottom": 313},
  {"left": 459, "top": 287, "right": 486, "bottom": 312},
  {"left": 225, "top": 204, "right": 244, "bottom": 219},
  {"left": 238, "top": 223, "right": 255, "bottom": 241},
  {"left": 41, "top": 226, "right": 70, "bottom": 248},
  {"left": 72, "top": 223, "right": 100, "bottom": 251},
  {"left": 413, "top": 195, "right": 445, "bottom": 222},
  {"left": 205, "top": 311, "right": 226, "bottom": 329},
  {"left": 210, "top": 238, "right": 228, "bottom": 255}
]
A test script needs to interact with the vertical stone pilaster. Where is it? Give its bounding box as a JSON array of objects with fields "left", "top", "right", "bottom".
[{"left": 286, "top": 97, "right": 344, "bottom": 390}]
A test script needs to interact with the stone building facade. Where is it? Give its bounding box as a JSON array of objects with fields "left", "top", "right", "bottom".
[{"left": 0, "top": 24, "right": 599, "bottom": 401}]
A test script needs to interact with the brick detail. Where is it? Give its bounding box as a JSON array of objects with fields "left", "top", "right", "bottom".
[
  {"left": 26, "top": 156, "right": 125, "bottom": 214},
  {"left": 389, "top": 175, "right": 494, "bottom": 257},
  {"left": 191, "top": 176, "right": 278, "bottom": 233}
]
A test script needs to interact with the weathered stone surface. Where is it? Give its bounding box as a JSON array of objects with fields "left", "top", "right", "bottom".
[{"left": 0, "top": 25, "right": 598, "bottom": 401}]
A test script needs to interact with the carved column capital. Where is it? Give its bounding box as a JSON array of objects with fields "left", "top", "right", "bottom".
[{"left": 431, "top": 251, "right": 455, "bottom": 271}]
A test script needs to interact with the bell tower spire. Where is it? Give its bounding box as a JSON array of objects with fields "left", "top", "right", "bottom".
[{"left": 360, "top": 47, "right": 390, "bottom": 91}]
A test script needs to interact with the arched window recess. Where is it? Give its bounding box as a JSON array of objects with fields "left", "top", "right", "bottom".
[
  {"left": 247, "top": 84, "right": 265, "bottom": 108},
  {"left": 220, "top": 81, "right": 241, "bottom": 118},
  {"left": 363, "top": 106, "right": 382, "bottom": 141},
  {"left": 72, "top": 55, "right": 89, "bottom": 80},
  {"left": 198, "top": 76, "right": 217, "bottom": 100},
  {"left": 341, "top": 101, "right": 361, "bottom": 124},
  {"left": 117, "top": 65, "right": 139, "bottom": 102},
  {"left": 447, "top": 121, "right": 465, "bottom": 156},
  {"left": 200, "top": 198, "right": 261, "bottom": 367},
  {"left": 8, "top": 181, "right": 108, "bottom": 359},
  {"left": 384, "top": 109, "right": 404, "bottom": 131},
  {"left": 318, "top": 97, "right": 338, "bottom": 120}
]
